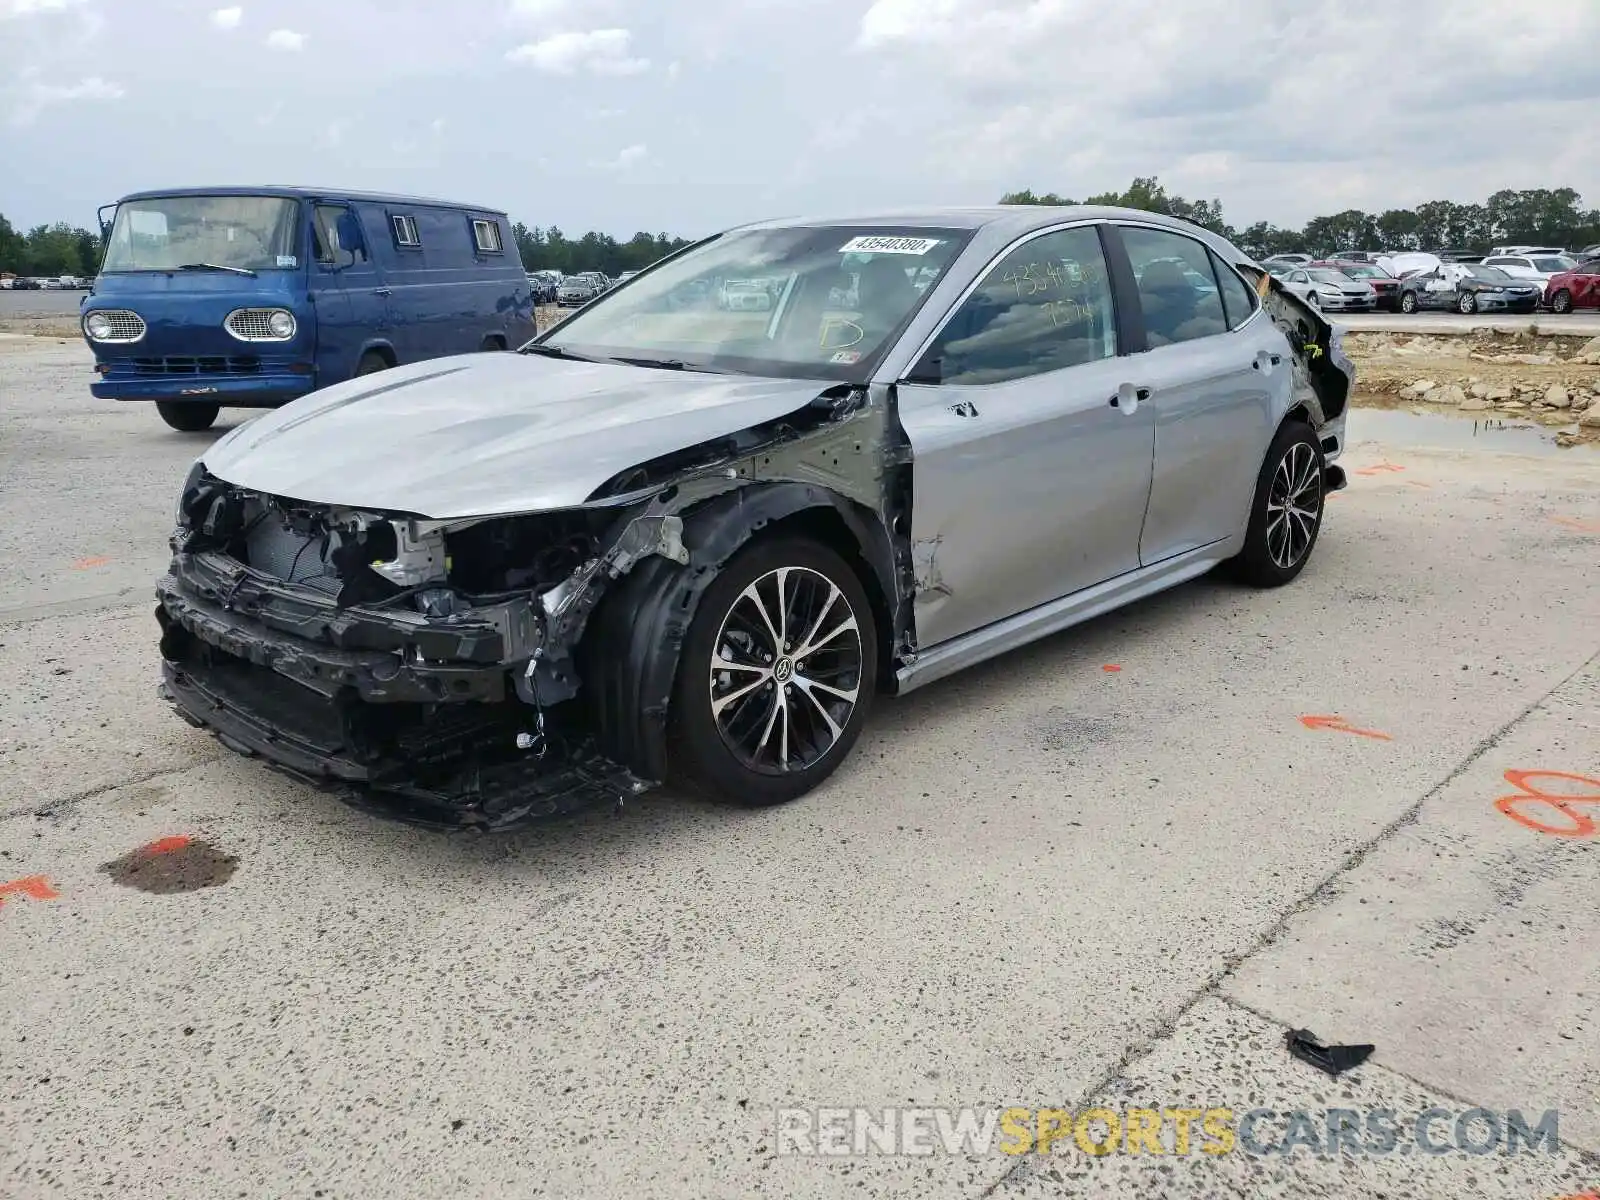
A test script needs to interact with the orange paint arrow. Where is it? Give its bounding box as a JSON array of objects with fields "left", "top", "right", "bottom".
[
  {"left": 1354, "top": 462, "right": 1405, "bottom": 476},
  {"left": 1550, "top": 516, "right": 1600, "bottom": 533},
  {"left": 1299, "top": 715, "right": 1392, "bottom": 741}
]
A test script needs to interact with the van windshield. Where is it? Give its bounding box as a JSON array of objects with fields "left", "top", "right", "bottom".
[
  {"left": 102, "top": 195, "right": 301, "bottom": 273},
  {"left": 537, "top": 224, "right": 971, "bottom": 381}
]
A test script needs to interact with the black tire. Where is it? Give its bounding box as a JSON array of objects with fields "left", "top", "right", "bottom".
[
  {"left": 155, "top": 401, "right": 219, "bottom": 432},
  {"left": 1306, "top": 291, "right": 1320, "bottom": 310},
  {"left": 480, "top": 335, "right": 506, "bottom": 352},
  {"left": 1399, "top": 291, "right": 1418, "bottom": 314},
  {"left": 1226, "top": 421, "right": 1325, "bottom": 588},
  {"left": 1458, "top": 292, "right": 1477, "bottom": 315},
  {"left": 670, "top": 536, "right": 878, "bottom": 806},
  {"left": 1551, "top": 289, "right": 1573, "bottom": 315},
  {"left": 355, "top": 350, "right": 390, "bottom": 376}
]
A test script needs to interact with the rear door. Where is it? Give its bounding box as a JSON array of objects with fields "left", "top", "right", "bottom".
[
  {"left": 1109, "top": 223, "right": 1282, "bottom": 565},
  {"left": 897, "top": 223, "right": 1156, "bottom": 646}
]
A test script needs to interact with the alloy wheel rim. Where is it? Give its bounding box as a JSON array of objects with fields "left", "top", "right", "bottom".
[
  {"left": 1265, "top": 442, "right": 1322, "bottom": 569},
  {"left": 708, "top": 566, "right": 864, "bottom": 774}
]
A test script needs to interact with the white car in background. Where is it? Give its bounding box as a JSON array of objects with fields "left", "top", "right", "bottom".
[
  {"left": 1279, "top": 266, "right": 1378, "bottom": 311},
  {"left": 1481, "top": 253, "right": 1579, "bottom": 290}
]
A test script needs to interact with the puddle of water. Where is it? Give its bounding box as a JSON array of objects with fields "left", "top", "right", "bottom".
[
  {"left": 100, "top": 836, "right": 238, "bottom": 895},
  {"left": 1346, "top": 406, "right": 1596, "bottom": 457}
]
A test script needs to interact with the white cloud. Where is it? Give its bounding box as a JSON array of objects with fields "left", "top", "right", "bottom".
[
  {"left": 506, "top": 28, "right": 648, "bottom": 75},
  {"left": 591, "top": 143, "right": 646, "bottom": 170},
  {"left": 507, "top": 0, "right": 567, "bottom": 21},
  {"left": 0, "top": 0, "right": 86, "bottom": 17},
  {"left": 9, "top": 74, "right": 122, "bottom": 124},
  {"left": 211, "top": 6, "right": 242, "bottom": 30},
  {"left": 265, "top": 27, "right": 304, "bottom": 51}
]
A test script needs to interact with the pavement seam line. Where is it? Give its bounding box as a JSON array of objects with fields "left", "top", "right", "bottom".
[
  {"left": 0, "top": 755, "right": 225, "bottom": 824},
  {"left": 0, "top": 588, "right": 149, "bottom": 626},
  {"left": 973, "top": 646, "right": 1600, "bottom": 1199}
]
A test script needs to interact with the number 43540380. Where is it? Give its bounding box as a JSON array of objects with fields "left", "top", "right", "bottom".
[{"left": 1495, "top": 770, "right": 1600, "bottom": 838}]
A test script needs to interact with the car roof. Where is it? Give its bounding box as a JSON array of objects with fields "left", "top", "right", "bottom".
[
  {"left": 724, "top": 205, "right": 1228, "bottom": 240},
  {"left": 113, "top": 185, "right": 509, "bottom": 215}
]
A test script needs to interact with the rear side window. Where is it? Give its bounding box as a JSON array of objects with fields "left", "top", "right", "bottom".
[
  {"left": 1209, "top": 250, "right": 1258, "bottom": 330},
  {"left": 391, "top": 214, "right": 420, "bottom": 247},
  {"left": 913, "top": 225, "right": 1117, "bottom": 386},
  {"left": 1119, "top": 226, "right": 1228, "bottom": 347},
  {"left": 472, "top": 219, "right": 503, "bottom": 254}
]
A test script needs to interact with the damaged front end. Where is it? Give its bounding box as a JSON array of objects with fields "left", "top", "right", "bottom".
[{"left": 157, "top": 382, "right": 899, "bottom": 831}]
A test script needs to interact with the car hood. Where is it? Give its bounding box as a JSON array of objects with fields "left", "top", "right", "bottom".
[{"left": 200, "top": 352, "right": 833, "bottom": 519}]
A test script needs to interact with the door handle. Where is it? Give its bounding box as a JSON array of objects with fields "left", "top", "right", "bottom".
[
  {"left": 1109, "top": 385, "right": 1150, "bottom": 411},
  {"left": 1252, "top": 351, "right": 1281, "bottom": 370},
  {"left": 373, "top": 287, "right": 392, "bottom": 297}
]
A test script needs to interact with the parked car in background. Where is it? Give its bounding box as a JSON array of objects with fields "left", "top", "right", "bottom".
[
  {"left": 82, "top": 186, "right": 536, "bottom": 431},
  {"left": 527, "top": 271, "right": 559, "bottom": 304},
  {"left": 152, "top": 205, "right": 1352, "bottom": 826},
  {"left": 616, "top": 270, "right": 640, "bottom": 284},
  {"left": 1262, "top": 253, "right": 1312, "bottom": 269},
  {"left": 1544, "top": 260, "right": 1600, "bottom": 313},
  {"left": 1279, "top": 267, "right": 1376, "bottom": 311},
  {"left": 1489, "top": 245, "right": 1566, "bottom": 258},
  {"left": 557, "top": 274, "right": 604, "bottom": 306},
  {"left": 1480, "top": 253, "right": 1579, "bottom": 291},
  {"left": 10, "top": 276, "right": 41, "bottom": 290},
  {"left": 719, "top": 279, "right": 772, "bottom": 311},
  {"left": 1397, "top": 262, "right": 1540, "bottom": 314},
  {"left": 1310, "top": 259, "right": 1401, "bottom": 311}
]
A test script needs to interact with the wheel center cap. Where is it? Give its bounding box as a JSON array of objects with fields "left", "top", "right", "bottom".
[{"left": 773, "top": 657, "right": 794, "bottom": 682}]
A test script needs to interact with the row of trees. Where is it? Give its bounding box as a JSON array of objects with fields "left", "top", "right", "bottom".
[
  {"left": 0, "top": 215, "right": 102, "bottom": 278},
  {"left": 1000, "top": 179, "right": 1600, "bottom": 259},
  {"left": 10, "top": 182, "right": 1597, "bottom": 277}
]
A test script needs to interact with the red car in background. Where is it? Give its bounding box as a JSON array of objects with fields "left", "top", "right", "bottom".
[
  {"left": 1543, "top": 260, "right": 1600, "bottom": 313},
  {"left": 1309, "top": 259, "right": 1402, "bottom": 311}
]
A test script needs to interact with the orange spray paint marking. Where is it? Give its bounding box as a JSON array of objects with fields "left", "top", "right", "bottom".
[
  {"left": 0, "top": 875, "right": 61, "bottom": 908},
  {"left": 71, "top": 556, "right": 110, "bottom": 570},
  {"left": 1404, "top": 480, "right": 1432, "bottom": 489},
  {"left": 140, "top": 835, "right": 193, "bottom": 856},
  {"left": 1101, "top": 664, "right": 1122, "bottom": 673},
  {"left": 1298, "top": 715, "right": 1393, "bottom": 742},
  {"left": 1494, "top": 770, "right": 1600, "bottom": 838},
  {"left": 1550, "top": 516, "right": 1600, "bottom": 533},
  {"left": 1353, "top": 462, "right": 1405, "bottom": 476}
]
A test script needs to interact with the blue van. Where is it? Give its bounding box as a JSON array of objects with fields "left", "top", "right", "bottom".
[{"left": 82, "top": 186, "right": 537, "bottom": 430}]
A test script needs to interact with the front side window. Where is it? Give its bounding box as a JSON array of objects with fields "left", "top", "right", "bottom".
[
  {"left": 312, "top": 205, "right": 366, "bottom": 267},
  {"left": 1120, "top": 226, "right": 1228, "bottom": 347},
  {"left": 538, "top": 224, "right": 972, "bottom": 381},
  {"left": 101, "top": 194, "right": 300, "bottom": 272},
  {"left": 911, "top": 225, "right": 1116, "bottom": 386}
]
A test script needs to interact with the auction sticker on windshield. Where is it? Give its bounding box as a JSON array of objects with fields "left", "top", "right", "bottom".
[{"left": 838, "top": 236, "right": 943, "bottom": 255}]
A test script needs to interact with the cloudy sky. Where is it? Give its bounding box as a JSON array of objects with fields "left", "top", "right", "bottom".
[{"left": 3, "top": 0, "right": 1597, "bottom": 238}]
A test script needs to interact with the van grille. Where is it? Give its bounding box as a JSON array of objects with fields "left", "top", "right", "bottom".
[{"left": 128, "top": 356, "right": 263, "bottom": 376}]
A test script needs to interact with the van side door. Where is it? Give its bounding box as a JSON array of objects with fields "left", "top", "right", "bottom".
[{"left": 310, "top": 202, "right": 391, "bottom": 379}]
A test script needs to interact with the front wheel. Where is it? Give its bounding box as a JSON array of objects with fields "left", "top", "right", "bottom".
[
  {"left": 155, "top": 401, "right": 219, "bottom": 432},
  {"left": 1458, "top": 292, "right": 1477, "bottom": 315},
  {"left": 1399, "top": 291, "right": 1419, "bottom": 314},
  {"left": 1225, "top": 421, "right": 1325, "bottom": 588},
  {"left": 1551, "top": 289, "right": 1573, "bottom": 314},
  {"left": 670, "top": 537, "right": 878, "bottom": 806}
]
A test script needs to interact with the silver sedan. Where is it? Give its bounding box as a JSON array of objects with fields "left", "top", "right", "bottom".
[
  {"left": 157, "top": 206, "right": 1354, "bottom": 826},
  {"left": 1280, "top": 267, "right": 1378, "bottom": 311}
]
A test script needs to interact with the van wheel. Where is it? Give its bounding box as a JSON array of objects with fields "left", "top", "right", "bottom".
[
  {"left": 1226, "top": 421, "right": 1325, "bottom": 587},
  {"left": 155, "top": 402, "right": 219, "bottom": 432},
  {"left": 480, "top": 335, "right": 507, "bottom": 352},
  {"left": 355, "top": 351, "right": 389, "bottom": 376},
  {"left": 670, "top": 537, "right": 877, "bottom": 807}
]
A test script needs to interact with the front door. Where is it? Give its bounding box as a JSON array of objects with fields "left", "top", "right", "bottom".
[
  {"left": 309, "top": 202, "right": 389, "bottom": 380},
  {"left": 1113, "top": 224, "right": 1280, "bottom": 564},
  {"left": 897, "top": 223, "right": 1156, "bottom": 648}
]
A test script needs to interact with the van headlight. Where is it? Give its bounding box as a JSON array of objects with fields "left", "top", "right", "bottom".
[{"left": 224, "top": 308, "right": 297, "bottom": 342}]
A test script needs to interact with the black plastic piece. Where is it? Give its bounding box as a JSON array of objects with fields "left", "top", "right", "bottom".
[{"left": 1285, "top": 1029, "right": 1374, "bottom": 1076}]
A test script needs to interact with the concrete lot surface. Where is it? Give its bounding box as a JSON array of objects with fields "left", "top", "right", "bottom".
[{"left": 2, "top": 341, "right": 1598, "bottom": 1199}]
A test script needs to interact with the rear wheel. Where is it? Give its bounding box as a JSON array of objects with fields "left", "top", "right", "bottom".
[
  {"left": 1458, "top": 292, "right": 1477, "bottom": 315},
  {"left": 1399, "top": 291, "right": 1419, "bottom": 314},
  {"left": 1226, "top": 421, "right": 1325, "bottom": 588},
  {"left": 1551, "top": 289, "right": 1573, "bottom": 314},
  {"left": 155, "top": 401, "right": 219, "bottom": 432},
  {"left": 355, "top": 350, "right": 390, "bottom": 376},
  {"left": 670, "top": 537, "right": 877, "bottom": 806}
]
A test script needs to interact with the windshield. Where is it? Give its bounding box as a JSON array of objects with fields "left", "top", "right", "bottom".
[
  {"left": 1463, "top": 266, "right": 1511, "bottom": 281},
  {"left": 102, "top": 195, "right": 300, "bottom": 272},
  {"left": 1338, "top": 264, "right": 1392, "bottom": 279},
  {"left": 537, "top": 225, "right": 972, "bottom": 380},
  {"left": 1307, "top": 269, "right": 1351, "bottom": 284},
  {"left": 1530, "top": 257, "right": 1575, "bottom": 272}
]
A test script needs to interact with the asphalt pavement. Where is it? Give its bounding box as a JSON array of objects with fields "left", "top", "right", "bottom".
[{"left": 2, "top": 339, "right": 1598, "bottom": 1200}]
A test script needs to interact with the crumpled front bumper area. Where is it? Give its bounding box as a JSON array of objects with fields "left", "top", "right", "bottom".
[{"left": 156, "top": 554, "right": 649, "bottom": 831}]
